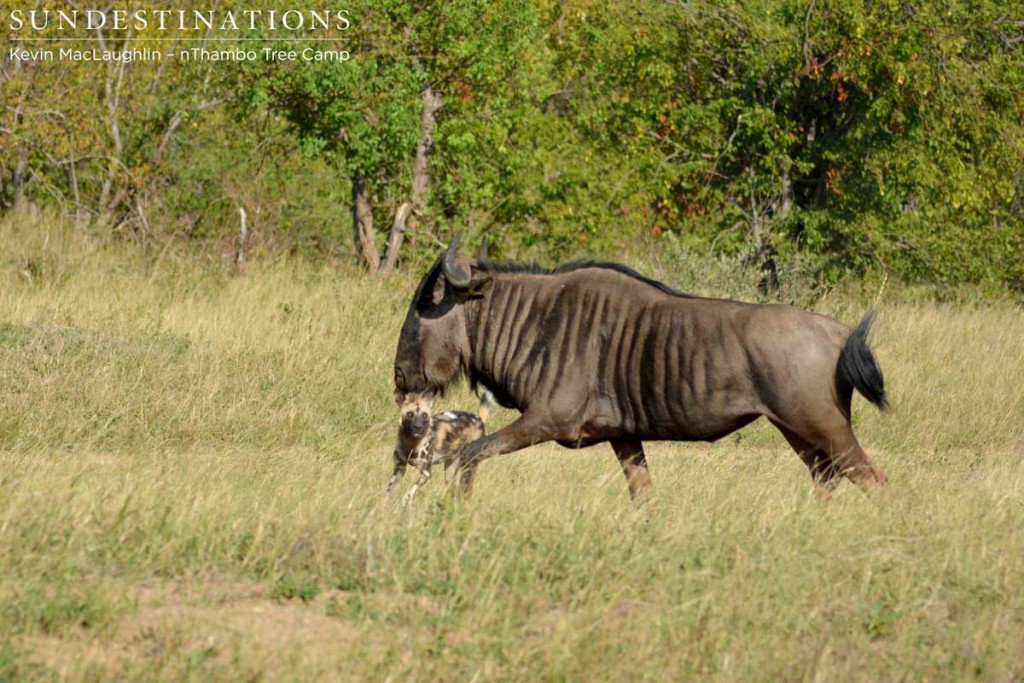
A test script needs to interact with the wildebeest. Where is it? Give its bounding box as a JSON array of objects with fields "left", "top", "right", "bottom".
[
  {"left": 388, "top": 391, "right": 492, "bottom": 505},
  {"left": 393, "top": 236, "right": 889, "bottom": 504}
]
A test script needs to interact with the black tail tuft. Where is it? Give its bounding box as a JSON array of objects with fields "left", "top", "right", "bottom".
[{"left": 836, "top": 311, "right": 889, "bottom": 416}]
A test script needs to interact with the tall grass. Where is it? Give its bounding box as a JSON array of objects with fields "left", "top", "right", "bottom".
[{"left": 1, "top": 214, "right": 1022, "bottom": 681}]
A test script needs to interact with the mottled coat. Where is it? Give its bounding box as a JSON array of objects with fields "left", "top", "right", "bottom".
[{"left": 388, "top": 393, "right": 491, "bottom": 503}]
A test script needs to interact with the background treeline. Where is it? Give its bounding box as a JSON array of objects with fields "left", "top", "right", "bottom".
[{"left": 1, "top": 0, "right": 1022, "bottom": 295}]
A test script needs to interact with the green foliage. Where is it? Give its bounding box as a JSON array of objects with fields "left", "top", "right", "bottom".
[
  {"left": 1, "top": 0, "right": 1021, "bottom": 293},
  {"left": 524, "top": 0, "right": 1024, "bottom": 289},
  {"left": 271, "top": 575, "right": 321, "bottom": 603}
]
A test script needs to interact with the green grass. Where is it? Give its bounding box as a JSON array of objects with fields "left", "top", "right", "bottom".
[{"left": 1, "top": 215, "right": 1023, "bottom": 681}]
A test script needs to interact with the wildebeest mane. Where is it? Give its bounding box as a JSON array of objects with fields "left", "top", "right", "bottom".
[{"left": 477, "top": 258, "right": 696, "bottom": 299}]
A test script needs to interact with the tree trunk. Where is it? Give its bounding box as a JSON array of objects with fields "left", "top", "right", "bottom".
[
  {"left": 778, "top": 165, "right": 793, "bottom": 218},
  {"left": 6, "top": 46, "right": 30, "bottom": 211},
  {"left": 12, "top": 156, "right": 28, "bottom": 211},
  {"left": 236, "top": 206, "right": 248, "bottom": 267},
  {"left": 381, "top": 201, "right": 413, "bottom": 275},
  {"left": 352, "top": 175, "right": 381, "bottom": 271},
  {"left": 379, "top": 83, "right": 442, "bottom": 275},
  {"left": 747, "top": 166, "right": 763, "bottom": 255},
  {"left": 97, "top": 28, "right": 127, "bottom": 221},
  {"left": 411, "top": 85, "right": 441, "bottom": 208}
]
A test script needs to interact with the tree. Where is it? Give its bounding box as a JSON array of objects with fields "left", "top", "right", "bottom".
[
  {"left": 244, "top": 0, "right": 540, "bottom": 274},
  {"left": 532, "top": 0, "right": 1023, "bottom": 289}
]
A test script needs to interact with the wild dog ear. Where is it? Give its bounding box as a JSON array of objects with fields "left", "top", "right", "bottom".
[{"left": 419, "top": 389, "right": 436, "bottom": 409}]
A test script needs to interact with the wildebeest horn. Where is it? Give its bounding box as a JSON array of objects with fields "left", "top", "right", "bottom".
[
  {"left": 442, "top": 234, "right": 471, "bottom": 288},
  {"left": 477, "top": 235, "right": 489, "bottom": 262}
]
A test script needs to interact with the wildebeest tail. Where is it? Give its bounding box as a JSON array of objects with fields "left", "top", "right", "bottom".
[
  {"left": 477, "top": 389, "right": 495, "bottom": 426},
  {"left": 835, "top": 311, "right": 888, "bottom": 416}
]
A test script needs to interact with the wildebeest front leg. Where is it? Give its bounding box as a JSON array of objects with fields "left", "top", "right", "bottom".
[
  {"left": 454, "top": 413, "right": 562, "bottom": 497},
  {"left": 610, "top": 439, "right": 655, "bottom": 508}
]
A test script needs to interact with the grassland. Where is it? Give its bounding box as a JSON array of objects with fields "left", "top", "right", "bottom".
[{"left": 1, "top": 215, "right": 1022, "bottom": 681}]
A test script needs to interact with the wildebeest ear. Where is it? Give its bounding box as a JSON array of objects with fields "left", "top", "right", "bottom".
[
  {"left": 430, "top": 273, "right": 448, "bottom": 305},
  {"left": 432, "top": 269, "right": 490, "bottom": 304},
  {"left": 463, "top": 274, "right": 492, "bottom": 298}
]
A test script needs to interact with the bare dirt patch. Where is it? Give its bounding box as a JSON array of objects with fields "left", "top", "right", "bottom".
[{"left": 17, "top": 577, "right": 430, "bottom": 680}]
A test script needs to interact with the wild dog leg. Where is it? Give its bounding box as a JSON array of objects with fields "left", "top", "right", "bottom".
[
  {"left": 386, "top": 461, "right": 406, "bottom": 496},
  {"left": 401, "top": 465, "right": 432, "bottom": 506}
]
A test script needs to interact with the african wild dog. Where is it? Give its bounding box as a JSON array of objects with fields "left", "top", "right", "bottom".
[{"left": 388, "top": 391, "right": 493, "bottom": 504}]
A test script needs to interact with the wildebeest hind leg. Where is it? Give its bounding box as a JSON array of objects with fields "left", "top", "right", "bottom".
[
  {"left": 771, "top": 420, "right": 886, "bottom": 493},
  {"left": 830, "top": 433, "right": 888, "bottom": 491},
  {"left": 610, "top": 439, "right": 654, "bottom": 508},
  {"left": 771, "top": 423, "right": 841, "bottom": 496}
]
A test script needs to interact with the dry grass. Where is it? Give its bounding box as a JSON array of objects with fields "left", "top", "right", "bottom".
[{"left": 1, "top": 215, "right": 1022, "bottom": 681}]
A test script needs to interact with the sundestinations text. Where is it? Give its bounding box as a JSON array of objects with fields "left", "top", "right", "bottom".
[{"left": 6, "top": 9, "right": 351, "bottom": 32}]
